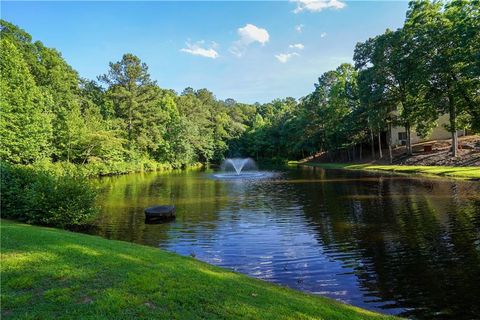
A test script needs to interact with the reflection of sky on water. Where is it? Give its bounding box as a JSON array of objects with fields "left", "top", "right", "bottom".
[
  {"left": 94, "top": 167, "right": 480, "bottom": 319},
  {"left": 162, "top": 210, "right": 368, "bottom": 304}
]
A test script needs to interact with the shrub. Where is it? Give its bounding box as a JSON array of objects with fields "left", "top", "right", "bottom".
[
  {"left": 1, "top": 162, "right": 98, "bottom": 228},
  {"left": 29, "top": 159, "right": 174, "bottom": 177}
]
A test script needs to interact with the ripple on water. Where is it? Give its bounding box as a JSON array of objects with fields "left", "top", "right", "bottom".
[{"left": 93, "top": 168, "right": 480, "bottom": 319}]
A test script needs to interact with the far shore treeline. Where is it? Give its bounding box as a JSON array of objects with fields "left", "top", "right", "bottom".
[{"left": 1, "top": 0, "right": 479, "bottom": 228}]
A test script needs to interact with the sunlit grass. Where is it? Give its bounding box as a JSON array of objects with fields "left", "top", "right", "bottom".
[
  {"left": 294, "top": 162, "right": 480, "bottom": 180},
  {"left": 0, "top": 220, "right": 399, "bottom": 319}
]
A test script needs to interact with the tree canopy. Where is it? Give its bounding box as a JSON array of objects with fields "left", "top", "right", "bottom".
[{"left": 1, "top": 1, "right": 478, "bottom": 168}]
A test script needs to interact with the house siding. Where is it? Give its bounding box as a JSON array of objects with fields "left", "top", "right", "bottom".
[{"left": 390, "top": 114, "right": 464, "bottom": 147}]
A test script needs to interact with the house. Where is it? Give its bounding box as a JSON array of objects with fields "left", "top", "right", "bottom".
[{"left": 389, "top": 113, "right": 465, "bottom": 147}]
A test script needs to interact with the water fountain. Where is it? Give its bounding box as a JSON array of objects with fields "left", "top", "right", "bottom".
[
  {"left": 223, "top": 158, "right": 255, "bottom": 175},
  {"left": 213, "top": 158, "right": 267, "bottom": 179}
]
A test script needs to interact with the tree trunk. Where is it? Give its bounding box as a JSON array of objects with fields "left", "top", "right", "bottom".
[
  {"left": 387, "top": 123, "right": 393, "bottom": 164},
  {"left": 449, "top": 94, "right": 458, "bottom": 157},
  {"left": 359, "top": 143, "right": 362, "bottom": 161},
  {"left": 405, "top": 123, "right": 412, "bottom": 156},
  {"left": 370, "top": 128, "right": 375, "bottom": 160},
  {"left": 377, "top": 127, "right": 383, "bottom": 159}
]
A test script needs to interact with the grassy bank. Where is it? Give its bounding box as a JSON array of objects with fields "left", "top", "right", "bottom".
[
  {"left": 1, "top": 220, "right": 397, "bottom": 320},
  {"left": 294, "top": 162, "right": 480, "bottom": 180},
  {"left": 31, "top": 159, "right": 204, "bottom": 178}
]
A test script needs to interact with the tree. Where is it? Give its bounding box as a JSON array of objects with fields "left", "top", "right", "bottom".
[
  {"left": 99, "top": 54, "right": 169, "bottom": 156},
  {"left": 302, "top": 64, "right": 361, "bottom": 159},
  {"left": 405, "top": 0, "right": 480, "bottom": 156},
  {"left": 0, "top": 38, "right": 52, "bottom": 164},
  {"left": 1, "top": 19, "right": 87, "bottom": 162},
  {"left": 355, "top": 28, "right": 430, "bottom": 156},
  {"left": 175, "top": 89, "right": 215, "bottom": 162}
]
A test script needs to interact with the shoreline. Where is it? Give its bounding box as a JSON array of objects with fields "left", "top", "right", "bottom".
[
  {"left": 1, "top": 220, "right": 398, "bottom": 319},
  {"left": 291, "top": 162, "right": 480, "bottom": 180}
]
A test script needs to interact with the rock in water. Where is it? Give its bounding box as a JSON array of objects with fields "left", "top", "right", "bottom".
[{"left": 144, "top": 205, "right": 176, "bottom": 220}]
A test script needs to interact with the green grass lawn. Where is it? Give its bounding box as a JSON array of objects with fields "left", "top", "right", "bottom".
[
  {"left": 1, "top": 220, "right": 398, "bottom": 320},
  {"left": 294, "top": 162, "right": 480, "bottom": 180}
]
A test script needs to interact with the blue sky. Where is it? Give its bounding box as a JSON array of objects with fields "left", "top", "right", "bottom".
[{"left": 2, "top": 1, "right": 409, "bottom": 103}]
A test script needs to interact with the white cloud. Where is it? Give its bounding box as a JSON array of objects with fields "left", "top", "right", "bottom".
[
  {"left": 275, "top": 52, "right": 299, "bottom": 63},
  {"left": 295, "top": 24, "right": 305, "bottom": 33},
  {"left": 291, "top": 0, "right": 346, "bottom": 13},
  {"left": 238, "top": 24, "right": 270, "bottom": 45},
  {"left": 181, "top": 41, "right": 219, "bottom": 59},
  {"left": 320, "top": 32, "right": 327, "bottom": 38},
  {"left": 289, "top": 43, "right": 305, "bottom": 50},
  {"left": 230, "top": 24, "right": 270, "bottom": 57}
]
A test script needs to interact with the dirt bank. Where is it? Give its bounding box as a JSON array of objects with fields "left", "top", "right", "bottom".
[
  {"left": 391, "top": 135, "right": 480, "bottom": 167},
  {"left": 307, "top": 135, "right": 480, "bottom": 167}
]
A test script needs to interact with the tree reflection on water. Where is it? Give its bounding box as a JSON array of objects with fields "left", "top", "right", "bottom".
[{"left": 93, "top": 167, "right": 480, "bottom": 319}]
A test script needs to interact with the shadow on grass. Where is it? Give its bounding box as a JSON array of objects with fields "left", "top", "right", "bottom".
[{"left": 1, "top": 220, "right": 398, "bottom": 320}]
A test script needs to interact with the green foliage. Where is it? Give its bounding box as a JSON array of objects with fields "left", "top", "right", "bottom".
[
  {"left": 174, "top": 88, "right": 246, "bottom": 163},
  {"left": 416, "top": 0, "right": 479, "bottom": 148},
  {"left": 99, "top": 54, "right": 167, "bottom": 154},
  {"left": 0, "top": 21, "right": 246, "bottom": 170},
  {"left": 1, "top": 1, "right": 479, "bottom": 171},
  {"left": 30, "top": 159, "right": 174, "bottom": 178},
  {"left": 0, "top": 162, "right": 98, "bottom": 228},
  {"left": 232, "top": 0, "right": 478, "bottom": 161},
  {"left": 0, "top": 38, "right": 52, "bottom": 164},
  {"left": 2, "top": 20, "right": 86, "bottom": 160}
]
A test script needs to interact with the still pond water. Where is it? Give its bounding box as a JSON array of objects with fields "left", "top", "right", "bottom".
[{"left": 92, "top": 166, "right": 480, "bottom": 319}]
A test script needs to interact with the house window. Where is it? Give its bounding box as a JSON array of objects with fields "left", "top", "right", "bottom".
[{"left": 398, "top": 132, "right": 407, "bottom": 141}]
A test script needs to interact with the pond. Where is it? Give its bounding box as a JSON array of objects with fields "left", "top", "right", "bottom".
[{"left": 92, "top": 166, "right": 480, "bottom": 319}]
